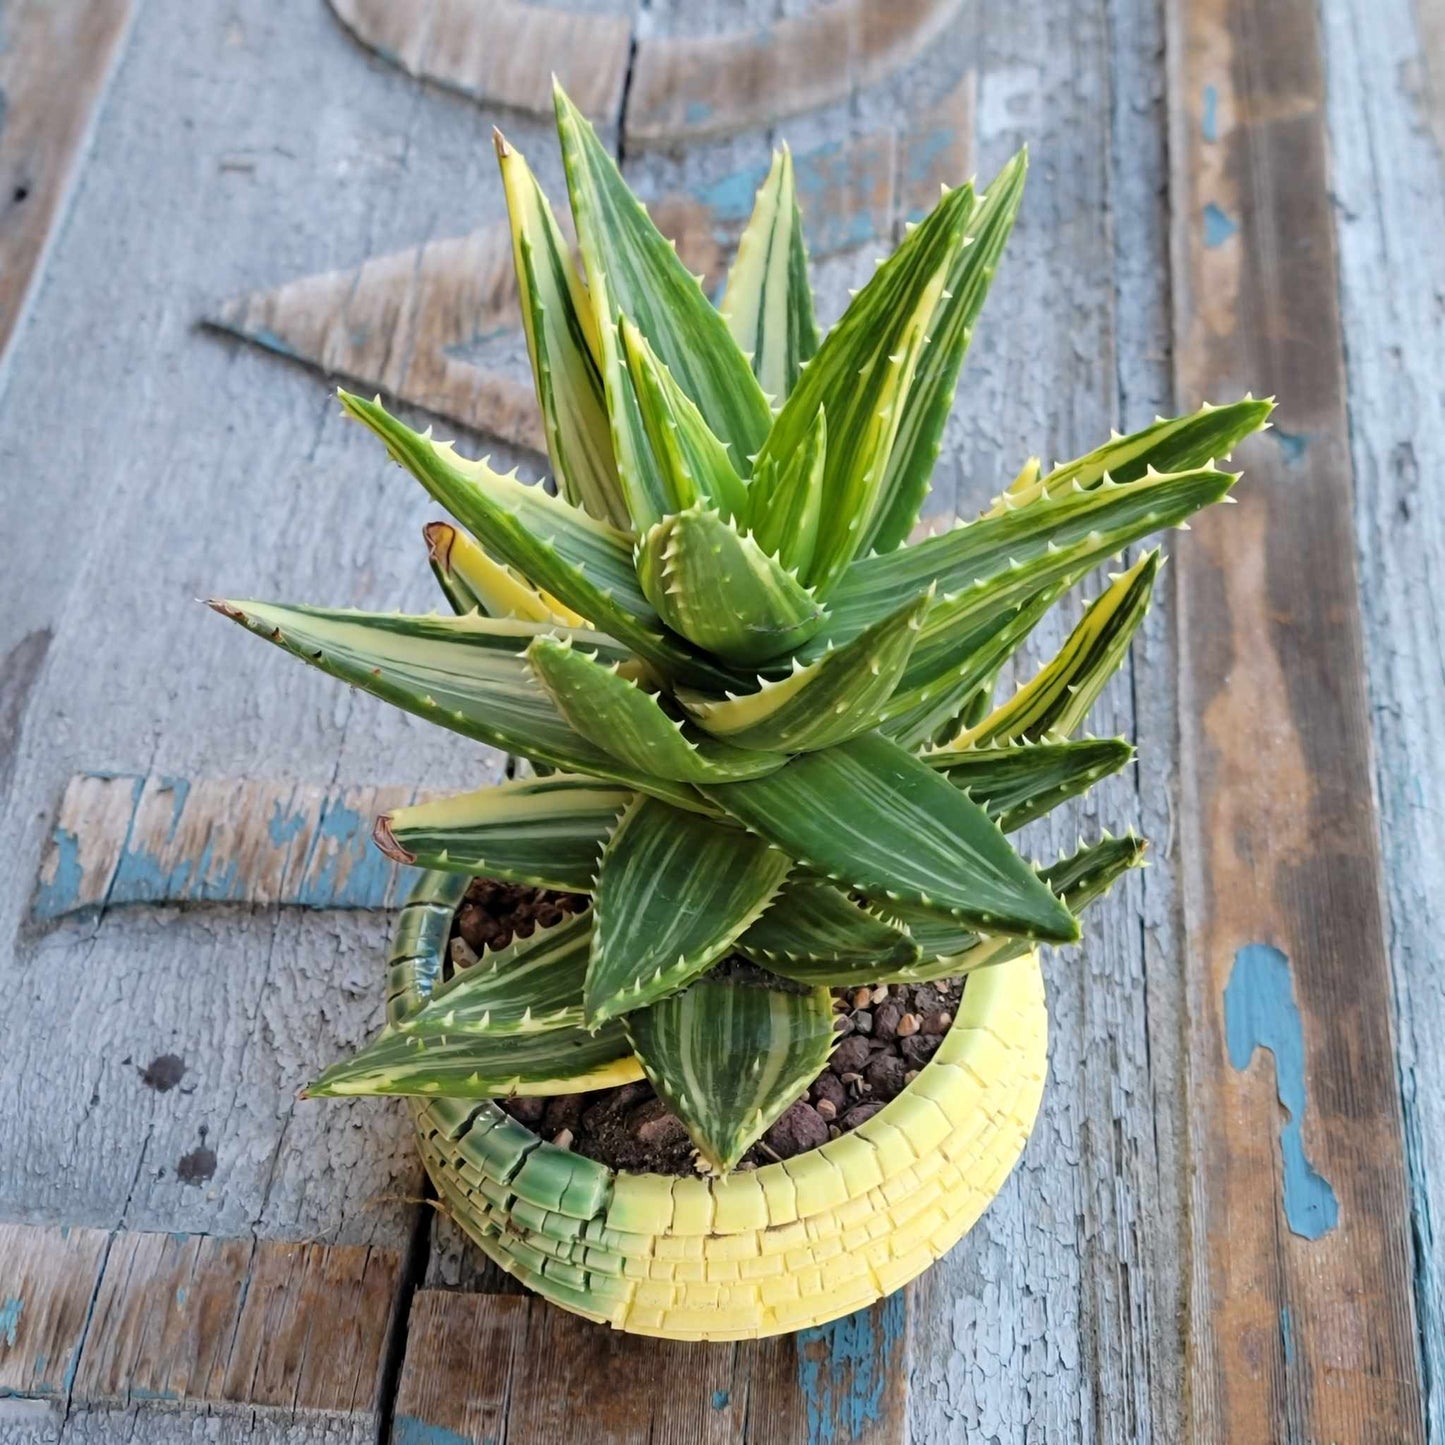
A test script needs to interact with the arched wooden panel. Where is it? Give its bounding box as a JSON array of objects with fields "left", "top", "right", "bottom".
[{"left": 328, "top": 0, "right": 632, "bottom": 125}]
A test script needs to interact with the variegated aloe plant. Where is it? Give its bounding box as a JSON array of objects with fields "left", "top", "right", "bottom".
[{"left": 211, "top": 83, "right": 1270, "bottom": 1173}]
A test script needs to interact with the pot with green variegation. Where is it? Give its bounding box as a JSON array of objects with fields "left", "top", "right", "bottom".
[{"left": 209, "top": 83, "right": 1265, "bottom": 1339}]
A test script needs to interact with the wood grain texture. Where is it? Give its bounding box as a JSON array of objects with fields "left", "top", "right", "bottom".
[
  {"left": 1321, "top": 0, "right": 1445, "bottom": 1434},
  {"left": 327, "top": 0, "right": 632, "bottom": 125},
  {"left": 391, "top": 1288, "right": 906, "bottom": 1444},
  {"left": 209, "top": 73, "right": 973, "bottom": 456},
  {"left": 0, "top": 0, "right": 132, "bottom": 367},
  {"left": 626, "top": 0, "right": 965, "bottom": 145},
  {"left": 1166, "top": 0, "right": 1426, "bottom": 1438},
  {"left": 0, "top": 1226, "right": 110, "bottom": 1400},
  {"left": 33, "top": 774, "right": 429, "bottom": 918},
  {"left": 0, "top": 0, "right": 511, "bottom": 1274}
]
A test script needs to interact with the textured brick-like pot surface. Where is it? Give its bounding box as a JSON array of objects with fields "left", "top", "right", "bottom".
[{"left": 389, "top": 871, "right": 1047, "bottom": 1340}]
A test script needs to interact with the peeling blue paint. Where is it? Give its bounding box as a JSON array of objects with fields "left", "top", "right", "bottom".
[
  {"left": 1274, "top": 429, "right": 1309, "bottom": 465},
  {"left": 392, "top": 1418, "right": 478, "bottom": 1445},
  {"left": 1279, "top": 1305, "right": 1295, "bottom": 1366},
  {"left": 33, "top": 773, "right": 412, "bottom": 916},
  {"left": 685, "top": 100, "right": 713, "bottom": 126},
  {"left": 175, "top": 1286, "right": 187, "bottom": 1306},
  {"left": 249, "top": 326, "right": 300, "bottom": 360},
  {"left": 1224, "top": 943, "right": 1340, "bottom": 1239},
  {"left": 697, "top": 160, "right": 771, "bottom": 225},
  {"left": 0, "top": 1296, "right": 22, "bottom": 1348},
  {"left": 712, "top": 1389, "right": 730, "bottom": 1410},
  {"left": 1203, "top": 202, "right": 1239, "bottom": 248},
  {"left": 1202, "top": 85, "right": 1219, "bottom": 142},
  {"left": 796, "top": 1291, "right": 905, "bottom": 1445}
]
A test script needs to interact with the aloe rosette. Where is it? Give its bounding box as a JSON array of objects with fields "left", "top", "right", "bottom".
[{"left": 210, "top": 83, "right": 1267, "bottom": 1337}]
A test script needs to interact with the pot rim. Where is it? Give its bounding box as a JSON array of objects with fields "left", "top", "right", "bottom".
[{"left": 386, "top": 869, "right": 1045, "bottom": 1196}]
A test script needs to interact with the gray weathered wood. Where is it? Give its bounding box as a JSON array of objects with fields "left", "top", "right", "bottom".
[{"left": 1322, "top": 0, "right": 1445, "bottom": 1435}]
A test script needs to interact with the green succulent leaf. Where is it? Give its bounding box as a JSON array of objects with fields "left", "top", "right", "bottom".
[
  {"left": 706, "top": 731, "right": 1079, "bottom": 943},
  {"left": 305, "top": 1016, "right": 642, "bottom": 1098},
  {"left": 210, "top": 601, "right": 703, "bottom": 809},
  {"left": 398, "top": 909, "right": 592, "bottom": 1037},
  {"left": 719, "top": 145, "right": 820, "bottom": 404},
  {"left": 375, "top": 774, "right": 630, "bottom": 890},
  {"left": 338, "top": 391, "right": 736, "bottom": 691},
  {"left": 586, "top": 797, "right": 792, "bottom": 1026},
  {"left": 926, "top": 736, "right": 1135, "bottom": 832},
  {"left": 867, "top": 151, "right": 1028, "bottom": 554},
  {"left": 527, "top": 635, "right": 788, "bottom": 783},
  {"left": 988, "top": 397, "right": 1274, "bottom": 514},
  {"left": 619, "top": 315, "right": 749, "bottom": 525},
  {"left": 747, "top": 404, "right": 826, "bottom": 576},
  {"left": 739, "top": 877, "right": 922, "bottom": 980},
  {"left": 553, "top": 83, "right": 772, "bottom": 475},
  {"left": 820, "top": 465, "right": 1236, "bottom": 658},
  {"left": 877, "top": 581, "right": 1066, "bottom": 748},
  {"left": 496, "top": 133, "right": 628, "bottom": 527},
  {"left": 622, "top": 970, "right": 834, "bottom": 1172},
  {"left": 423, "top": 522, "right": 584, "bottom": 626},
  {"left": 879, "top": 831, "right": 1150, "bottom": 984},
  {"left": 941, "top": 550, "right": 1160, "bottom": 748},
  {"left": 754, "top": 180, "right": 972, "bottom": 594},
  {"left": 635, "top": 503, "right": 828, "bottom": 665},
  {"left": 679, "top": 587, "right": 930, "bottom": 752}
]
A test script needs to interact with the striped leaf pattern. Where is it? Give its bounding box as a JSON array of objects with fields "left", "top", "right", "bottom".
[
  {"left": 719, "top": 146, "right": 820, "bottom": 403},
  {"left": 623, "top": 972, "right": 834, "bottom": 1172},
  {"left": 376, "top": 774, "right": 630, "bottom": 890},
  {"left": 586, "top": 797, "right": 792, "bottom": 1026}
]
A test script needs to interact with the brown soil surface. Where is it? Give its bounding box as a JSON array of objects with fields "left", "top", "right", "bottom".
[{"left": 446, "top": 877, "right": 963, "bottom": 1176}]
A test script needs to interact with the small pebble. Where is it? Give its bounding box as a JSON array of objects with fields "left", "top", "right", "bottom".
[
  {"left": 853, "top": 1010, "right": 873, "bottom": 1035},
  {"left": 870, "top": 984, "right": 889, "bottom": 1003},
  {"left": 815, "top": 1098, "right": 837, "bottom": 1122},
  {"left": 864, "top": 1053, "right": 908, "bottom": 1100},
  {"left": 920, "top": 1009, "right": 952, "bottom": 1036},
  {"left": 840, "top": 1071, "right": 863, "bottom": 1086},
  {"left": 833, "top": 1014, "right": 855, "bottom": 1035},
  {"left": 904, "top": 1069, "right": 920, "bottom": 1084},
  {"left": 830, "top": 1035, "right": 871, "bottom": 1075},
  {"left": 828, "top": 1124, "right": 842, "bottom": 1140},
  {"left": 896, "top": 1012, "right": 921, "bottom": 1038},
  {"left": 872, "top": 1001, "right": 903, "bottom": 1042},
  {"left": 812, "top": 1072, "right": 847, "bottom": 1111},
  {"left": 762, "top": 1101, "right": 829, "bottom": 1159},
  {"left": 839, "top": 1102, "right": 886, "bottom": 1130},
  {"left": 449, "top": 936, "right": 479, "bottom": 969},
  {"left": 852, "top": 987, "right": 872, "bottom": 1009},
  {"left": 900, "top": 1034, "right": 941, "bottom": 1069},
  {"left": 553, "top": 1127, "right": 574, "bottom": 1150}
]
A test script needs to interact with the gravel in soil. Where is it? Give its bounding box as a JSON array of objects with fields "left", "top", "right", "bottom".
[{"left": 446, "top": 879, "right": 963, "bottom": 1176}]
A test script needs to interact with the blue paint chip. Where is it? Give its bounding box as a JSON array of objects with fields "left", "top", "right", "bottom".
[
  {"left": 712, "top": 1389, "right": 730, "bottom": 1410},
  {"left": 0, "top": 1300, "right": 22, "bottom": 1352},
  {"left": 0, "top": 1296, "right": 22, "bottom": 1348},
  {"left": 1202, "top": 85, "right": 1219, "bottom": 142},
  {"left": 1274, "top": 429, "right": 1308, "bottom": 465},
  {"left": 392, "top": 1417, "right": 478, "bottom": 1445},
  {"left": 795, "top": 1291, "right": 905, "bottom": 1445},
  {"left": 1279, "top": 1305, "right": 1295, "bottom": 1365},
  {"left": 1224, "top": 943, "right": 1340, "bottom": 1239},
  {"left": 1203, "top": 202, "right": 1238, "bottom": 248}
]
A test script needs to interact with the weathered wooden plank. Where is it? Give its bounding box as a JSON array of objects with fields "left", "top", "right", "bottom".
[
  {"left": 390, "top": 1288, "right": 906, "bottom": 1445},
  {"left": 327, "top": 0, "right": 633, "bottom": 127},
  {"left": 1321, "top": 0, "right": 1445, "bottom": 1434},
  {"left": 0, "top": 0, "right": 132, "bottom": 366},
  {"left": 895, "top": 0, "right": 1192, "bottom": 1434},
  {"left": 1165, "top": 0, "right": 1426, "bottom": 1438},
  {"left": 0, "top": 1226, "right": 110, "bottom": 1401},
  {"left": 0, "top": 1405, "right": 374, "bottom": 1444},
  {"left": 0, "top": 0, "right": 514, "bottom": 1276},
  {"left": 0, "top": 1225, "right": 401, "bottom": 1419},
  {"left": 207, "top": 74, "right": 973, "bottom": 456},
  {"left": 33, "top": 774, "right": 427, "bottom": 918}
]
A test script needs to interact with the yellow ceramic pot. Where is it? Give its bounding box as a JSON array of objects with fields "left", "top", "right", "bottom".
[{"left": 389, "top": 871, "right": 1047, "bottom": 1341}]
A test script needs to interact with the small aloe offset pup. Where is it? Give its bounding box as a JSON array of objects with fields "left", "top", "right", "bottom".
[{"left": 212, "top": 83, "right": 1265, "bottom": 1331}]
